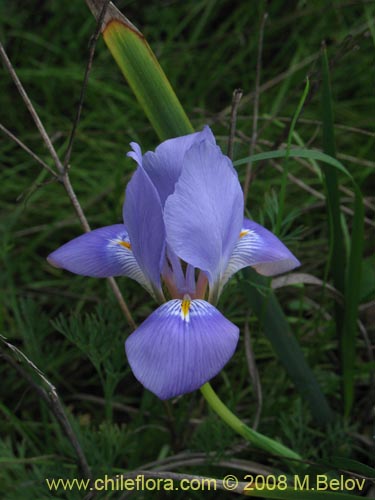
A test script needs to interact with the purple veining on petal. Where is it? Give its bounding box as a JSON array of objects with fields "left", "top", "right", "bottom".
[
  {"left": 141, "top": 126, "right": 216, "bottom": 206},
  {"left": 164, "top": 140, "right": 243, "bottom": 289},
  {"left": 123, "top": 165, "right": 166, "bottom": 298},
  {"left": 125, "top": 298, "right": 239, "bottom": 399},
  {"left": 221, "top": 218, "right": 301, "bottom": 291},
  {"left": 47, "top": 224, "right": 151, "bottom": 292}
]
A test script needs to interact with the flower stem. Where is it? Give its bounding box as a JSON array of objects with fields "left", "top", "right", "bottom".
[{"left": 200, "top": 382, "right": 301, "bottom": 462}]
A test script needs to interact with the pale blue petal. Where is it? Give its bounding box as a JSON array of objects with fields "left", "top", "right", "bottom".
[
  {"left": 221, "top": 218, "right": 301, "bottom": 289},
  {"left": 125, "top": 299, "right": 239, "bottom": 399},
  {"left": 141, "top": 126, "right": 216, "bottom": 205},
  {"left": 127, "top": 141, "right": 143, "bottom": 165},
  {"left": 123, "top": 166, "right": 165, "bottom": 298},
  {"left": 164, "top": 140, "right": 243, "bottom": 287},
  {"left": 47, "top": 224, "right": 151, "bottom": 292}
]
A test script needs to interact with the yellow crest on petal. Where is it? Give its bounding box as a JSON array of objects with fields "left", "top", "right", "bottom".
[
  {"left": 181, "top": 294, "right": 192, "bottom": 322},
  {"left": 118, "top": 240, "right": 132, "bottom": 250}
]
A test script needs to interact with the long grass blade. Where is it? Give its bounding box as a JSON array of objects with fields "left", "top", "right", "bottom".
[
  {"left": 323, "top": 43, "right": 365, "bottom": 417},
  {"left": 236, "top": 147, "right": 365, "bottom": 416},
  {"left": 321, "top": 44, "right": 346, "bottom": 295},
  {"left": 342, "top": 187, "right": 364, "bottom": 415},
  {"left": 241, "top": 270, "right": 333, "bottom": 425},
  {"left": 239, "top": 486, "right": 364, "bottom": 500},
  {"left": 85, "top": 0, "right": 193, "bottom": 140},
  {"left": 275, "top": 77, "right": 309, "bottom": 234},
  {"left": 321, "top": 45, "right": 349, "bottom": 412}
]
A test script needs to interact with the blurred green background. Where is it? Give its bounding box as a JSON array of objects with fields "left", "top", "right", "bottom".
[{"left": 0, "top": 1, "right": 374, "bottom": 498}]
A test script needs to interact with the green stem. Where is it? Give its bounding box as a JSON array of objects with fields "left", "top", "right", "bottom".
[
  {"left": 275, "top": 77, "right": 310, "bottom": 235},
  {"left": 200, "top": 382, "right": 301, "bottom": 462}
]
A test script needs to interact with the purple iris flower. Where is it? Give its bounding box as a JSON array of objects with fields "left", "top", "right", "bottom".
[{"left": 48, "top": 126, "right": 300, "bottom": 400}]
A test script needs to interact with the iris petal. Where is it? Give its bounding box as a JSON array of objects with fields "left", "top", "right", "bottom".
[
  {"left": 164, "top": 140, "right": 243, "bottom": 289},
  {"left": 125, "top": 299, "right": 239, "bottom": 399},
  {"left": 221, "top": 218, "right": 301, "bottom": 291},
  {"left": 123, "top": 166, "right": 165, "bottom": 300},
  {"left": 127, "top": 126, "right": 215, "bottom": 206},
  {"left": 47, "top": 224, "right": 151, "bottom": 292}
]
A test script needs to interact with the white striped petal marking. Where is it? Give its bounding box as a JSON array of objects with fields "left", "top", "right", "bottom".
[{"left": 125, "top": 299, "right": 239, "bottom": 399}]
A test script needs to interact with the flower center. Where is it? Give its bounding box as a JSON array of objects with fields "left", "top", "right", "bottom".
[{"left": 180, "top": 294, "right": 192, "bottom": 322}]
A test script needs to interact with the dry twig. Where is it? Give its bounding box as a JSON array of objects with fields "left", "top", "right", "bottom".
[
  {"left": 244, "top": 321, "right": 263, "bottom": 430},
  {"left": 0, "top": 35, "right": 136, "bottom": 329},
  {"left": 0, "top": 337, "right": 92, "bottom": 479},
  {"left": 227, "top": 89, "right": 243, "bottom": 160},
  {"left": 243, "top": 12, "right": 268, "bottom": 202}
]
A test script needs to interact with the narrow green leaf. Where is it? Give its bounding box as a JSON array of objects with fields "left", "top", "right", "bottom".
[
  {"left": 236, "top": 146, "right": 365, "bottom": 416},
  {"left": 242, "top": 485, "right": 365, "bottom": 500},
  {"left": 321, "top": 46, "right": 348, "bottom": 410},
  {"left": 241, "top": 270, "right": 333, "bottom": 426},
  {"left": 329, "top": 457, "right": 375, "bottom": 478},
  {"left": 321, "top": 45, "right": 346, "bottom": 294},
  {"left": 275, "top": 77, "right": 309, "bottom": 234},
  {"left": 342, "top": 188, "right": 364, "bottom": 415},
  {"left": 86, "top": 0, "right": 193, "bottom": 140},
  {"left": 234, "top": 148, "right": 353, "bottom": 177},
  {"left": 241, "top": 487, "right": 365, "bottom": 500}
]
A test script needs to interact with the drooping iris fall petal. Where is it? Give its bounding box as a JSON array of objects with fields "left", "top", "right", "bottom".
[
  {"left": 221, "top": 218, "right": 301, "bottom": 291},
  {"left": 125, "top": 298, "right": 239, "bottom": 399},
  {"left": 47, "top": 224, "right": 151, "bottom": 292},
  {"left": 164, "top": 140, "right": 243, "bottom": 291}
]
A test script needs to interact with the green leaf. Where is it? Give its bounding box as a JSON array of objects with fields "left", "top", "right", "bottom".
[
  {"left": 329, "top": 457, "right": 375, "bottom": 478},
  {"left": 321, "top": 47, "right": 352, "bottom": 415},
  {"left": 241, "top": 487, "right": 365, "bottom": 500},
  {"left": 321, "top": 45, "right": 346, "bottom": 296},
  {"left": 275, "top": 77, "right": 309, "bottom": 234},
  {"left": 360, "top": 256, "right": 375, "bottom": 302},
  {"left": 234, "top": 148, "right": 353, "bottom": 178},
  {"left": 236, "top": 146, "right": 365, "bottom": 416},
  {"left": 86, "top": 0, "right": 193, "bottom": 140},
  {"left": 241, "top": 270, "right": 333, "bottom": 426},
  {"left": 320, "top": 47, "right": 346, "bottom": 392},
  {"left": 341, "top": 185, "right": 364, "bottom": 415}
]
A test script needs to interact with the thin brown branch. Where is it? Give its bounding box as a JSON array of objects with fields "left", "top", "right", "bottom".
[
  {"left": 227, "top": 89, "right": 243, "bottom": 160},
  {"left": 0, "top": 42, "right": 64, "bottom": 173},
  {"left": 0, "top": 337, "right": 91, "bottom": 479},
  {"left": 243, "top": 13, "right": 267, "bottom": 203},
  {"left": 62, "top": 175, "right": 91, "bottom": 232},
  {"left": 0, "top": 40, "right": 136, "bottom": 330},
  {"left": 218, "top": 18, "right": 369, "bottom": 124},
  {"left": 63, "top": 0, "right": 111, "bottom": 169},
  {"left": 268, "top": 157, "right": 375, "bottom": 228},
  {"left": 261, "top": 116, "right": 375, "bottom": 138},
  {"left": 107, "top": 277, "right": 137, "bottom": 330},
  {"left": 219, "top": 53, "right": 319, "bottom": 120},
  {"left": 0, "top": 123, "right": 58, "bottom": 177}
]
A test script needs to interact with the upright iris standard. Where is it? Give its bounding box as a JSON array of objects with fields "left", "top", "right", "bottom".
[{"left": 48, "top": 126, "right": 300, "bottom": 399}]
